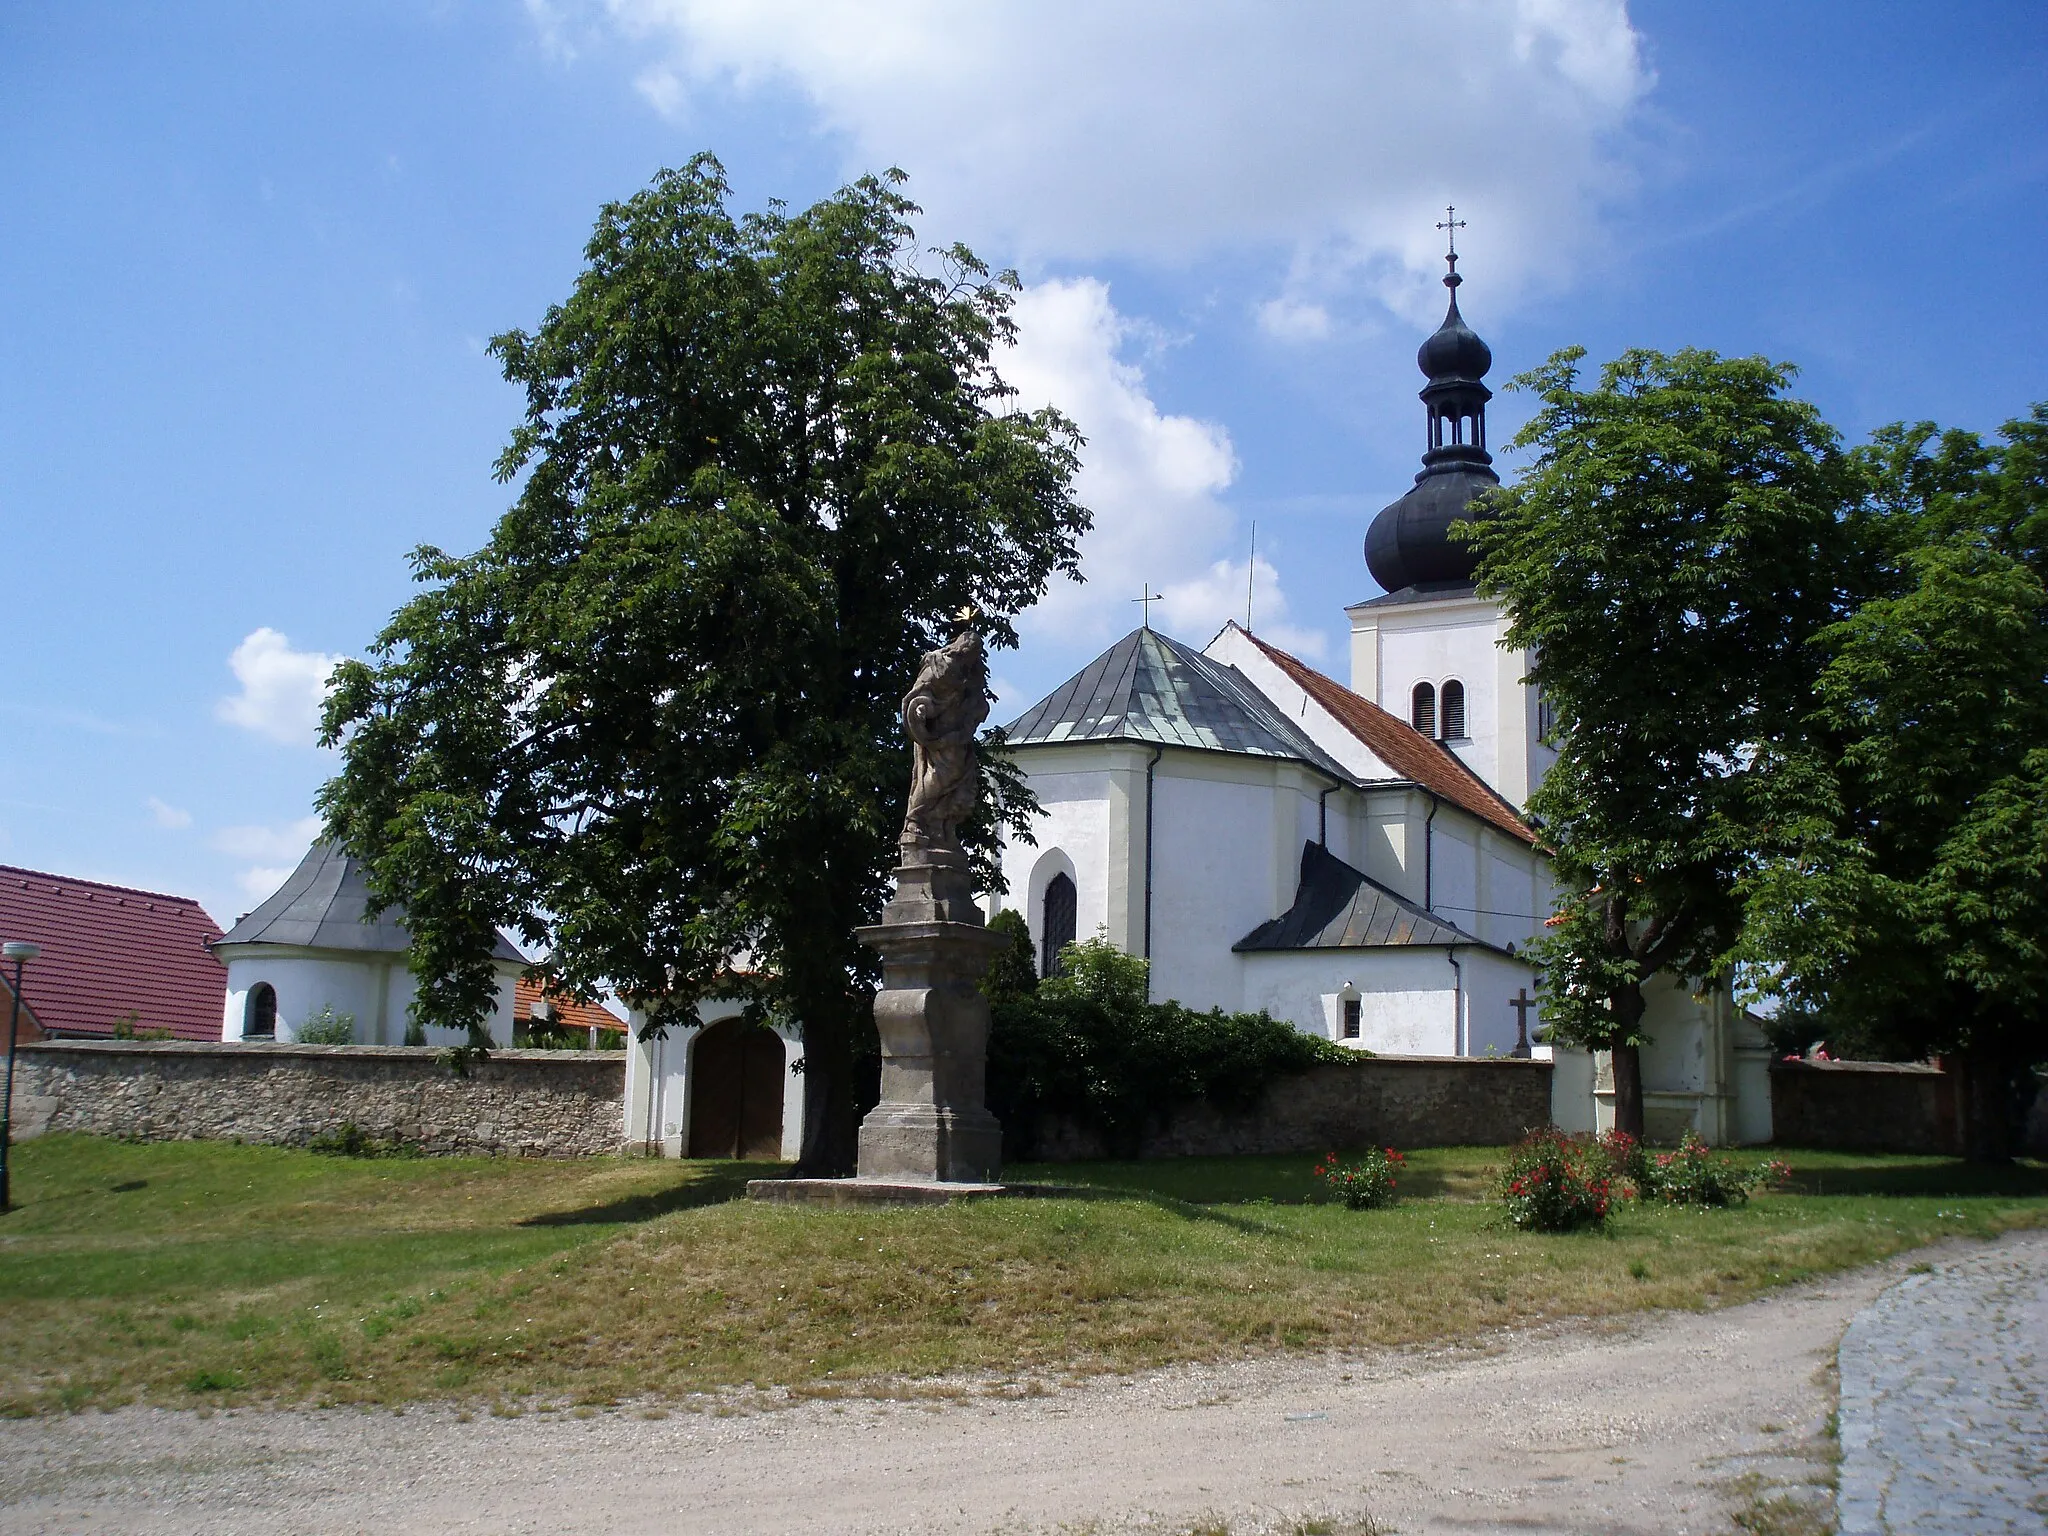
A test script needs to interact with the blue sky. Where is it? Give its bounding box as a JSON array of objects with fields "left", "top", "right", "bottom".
[{"left": 2, "top": 2, "right": 2044, "bottom": 926}]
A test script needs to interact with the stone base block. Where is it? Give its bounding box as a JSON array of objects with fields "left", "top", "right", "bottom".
[
  {"left": 856, "top": 1102, "right": 1002, "bottom": 1183},
  {"left": 746, "top": 1177, "right": 1009, "bottom": 1206}
]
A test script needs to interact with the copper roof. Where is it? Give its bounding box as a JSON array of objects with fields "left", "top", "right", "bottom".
[
  {"left": 1005, "top": 627, "right": 1350, "bottom": 780},
  {"left": 1231, "top": 628, "right": 1536, "bottom": 844},
  {"left": 0, "top": 865, "right": 225, "bottom": 1040}
]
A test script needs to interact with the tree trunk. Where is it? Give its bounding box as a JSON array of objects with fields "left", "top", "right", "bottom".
[
  {"left": 1956, "top": 1048, "right": 2022, "bottom": 1165},
  {"left": 1610, "top": 1040, "right": 1646, "bottom": 1141},
  {"left": 1607, "top": 979, "right": 1648, "bottom": 1140},
  {"left": 794, "top": 1001, "right": 861, "bottom": 1177}
]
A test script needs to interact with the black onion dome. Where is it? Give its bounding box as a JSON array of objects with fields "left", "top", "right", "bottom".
[
  {"left": 1417, "top": 293, "right": 1491, "bottom": 383},
  {"left": 1364, "top": 464, "right": 1498, "bottom": 591},
  {"left": 1363, "top": 240, "right": 1498, "bottom": 596}
]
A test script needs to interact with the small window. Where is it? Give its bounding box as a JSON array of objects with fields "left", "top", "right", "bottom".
[
  {"left": 1440, "top": 679, "right": 1466, "bottom": 740},
  {"left": 1040, "top": 872, "right": 1077, "bottom": 978},
  {"left": 1410, "top": 681, "right": 1436, "bottom": 738},
  {"left": 244, "top": 983, "right": 277, "bottom": 1039},
  {"left": 1536, "top": 692, "right": 1556, "bottom": 742},
  {"left": 1342, "top": 997, "right": 1362, "bottom": 1040}
]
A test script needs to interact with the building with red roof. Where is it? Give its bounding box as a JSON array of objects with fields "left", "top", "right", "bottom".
[
  {"left": 513, "top": 974, "right": 627, "bottom": 1047},
  {"left": 0, "top": 865, "right": 225, "bottom": 1042}
]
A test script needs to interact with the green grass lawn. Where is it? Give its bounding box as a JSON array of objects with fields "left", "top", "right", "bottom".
[{"left": 1, "top": 1135, "right": 2042, "bottom": 1416}]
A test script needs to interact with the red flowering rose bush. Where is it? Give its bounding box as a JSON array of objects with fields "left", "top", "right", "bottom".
[
  {"left": 1641, "top": 1131, "right": 1793, "bottom": 1207},
  {"left": 1498, "top": 1128, "right": 1617, "bottom": 1232},
  {"left": 1315, "top": 1147, "right": 1405, "bottom": 1210}
]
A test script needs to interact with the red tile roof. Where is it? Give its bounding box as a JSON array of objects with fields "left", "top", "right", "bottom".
[
  {"left": 0, "top": 865, "right": 226, "bottom": 1040},
  {"left": 1233, "top": 628, "right": 1538, "bottom": 845},
  {"left": 513, "top": 975, "right": 626, "bottom": 1038}
]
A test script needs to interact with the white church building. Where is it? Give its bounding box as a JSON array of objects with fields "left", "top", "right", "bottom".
[{"left": 992, "top": 247, "right": 1774, "bottom": 1147}]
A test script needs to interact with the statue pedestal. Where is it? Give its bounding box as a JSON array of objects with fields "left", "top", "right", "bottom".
[{"left": 852, "top": 848, "right": 1006, "bottom": 1184}]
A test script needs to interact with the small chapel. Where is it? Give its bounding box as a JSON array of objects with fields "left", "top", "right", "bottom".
[{"left": 991, "top": 237, "right": 1775, "bottom": 1147}]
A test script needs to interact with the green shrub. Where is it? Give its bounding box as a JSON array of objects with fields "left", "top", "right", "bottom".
[
  {"left": 982, "top": 908, "right": 1038, "bottom": 1002},
  {"left": 987, "top": 933, "right": 1354, "bottom": 1155},
  {"left": 1498, "top": 1128, "right": 1618, "bottom": 1232},
  {"left": 1640, "top": 1131, "right": 1791, "bottom": 1207},
  {"left": 295, "top": 1007, "right": 357, "bottom": 1045},
  {"left": 1316, "top": 1147, "right": 1406, "bottom": 1209}
]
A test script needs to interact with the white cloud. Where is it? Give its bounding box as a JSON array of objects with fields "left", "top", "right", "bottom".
[
  {"left": 1000, "top": 279, "right": 1244, "bottom": 645},
  {"left": 215, "top": 629, "right": 344, "bottom": 748},
  {"left": 215, "top": 816, "right": 324, "bottom": 906},
  {"left": 991, "top": 281, "right": 1327, "bottom": 670},
  {"left": 146, "top": 796, "right": 192, "bottom": 831},
  {"left": 1256, "top": 298, "right": 1332, "bottom": 343},
  {"left": 214, "top": 816, "right": 324, "bottom": 865},
  {"left": 237, "top": 865, "right": 297, "bottom": 903},
  {"left": 1162, "top": 555, "right": 1326, "bottom": 661},
  {"left": 592, "top": 0, "right": 1650, "bottom": 305}
]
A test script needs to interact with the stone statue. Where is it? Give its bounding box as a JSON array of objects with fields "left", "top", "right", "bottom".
[{"left": 899, "top": 625, "right": 989, "bottom": 853}]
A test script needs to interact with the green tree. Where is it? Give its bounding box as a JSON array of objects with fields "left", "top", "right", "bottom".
[
  {"left": 319, "top": 157, "right": 1088, "bottom": 1173},
  {"left": 1739, "top": 409, "right": 2048, "bottom": 1159},
  {"left": 1462, "top": 347, "right": 1851, "bottom": 1137}
]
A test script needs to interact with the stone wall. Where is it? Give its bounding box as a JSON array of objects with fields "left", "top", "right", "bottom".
[
  {"left": 1771, "top": 1060, "right": 2048, "bottom": 1159},
  {"left": 1769, "top": 1060, "right": 1958, "bottom": 1156},
  {"left": 1024, "top": 1056, "right": 1553, "bottom": 1161},
  {"left": 8, "top": 1040, "right": 626, "bottom": 1157}
]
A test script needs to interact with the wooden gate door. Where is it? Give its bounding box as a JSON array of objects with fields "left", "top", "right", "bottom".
[{"left": 687, "top": 1020, "right": 786, "bottom": 1159}]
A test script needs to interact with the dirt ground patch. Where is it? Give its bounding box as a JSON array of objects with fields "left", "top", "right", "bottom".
[{"left": 7, "top": 1236, "right": 2022, "bottom": 1536}]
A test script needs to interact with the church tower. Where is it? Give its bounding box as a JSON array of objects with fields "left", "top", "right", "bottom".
[{"left": 1346, "top": 213, "right": 1553, "bottom": 810}]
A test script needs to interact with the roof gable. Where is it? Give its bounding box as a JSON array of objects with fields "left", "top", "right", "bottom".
[
  {"left": 1222, "top": 626, "right": 1536, "bottom": 844},
  {"left": 1235, "top": 841, "right": 1496, "bottom": 953},
  {"left": 1004, "top": 627, "right": 1349, "bottom": 778},
  {"left": 0, "top": 865, "right": 225, "bottom": 1040}
]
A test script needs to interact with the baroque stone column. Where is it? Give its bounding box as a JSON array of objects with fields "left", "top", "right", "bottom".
[{"left": 854, "top": 845, "right": 1005, "bottom": 1182}]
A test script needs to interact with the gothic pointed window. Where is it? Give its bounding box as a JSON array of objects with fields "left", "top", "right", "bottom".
[
  {"left": 244, "top": 983, "right": 277, "bottom": 1039},
  {"left": 1040, "top": 872, "right": 1077, "bottom": 978},
  {"left": 1411, "top": 681, "right": 1436, "bottom": 737},
  {"left": 1440, "top": 679, "right": 1467, "bottom": 740}
]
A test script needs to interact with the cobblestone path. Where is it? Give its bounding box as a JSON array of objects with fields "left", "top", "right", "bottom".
[{"left": 1837, "top": 1228, "right": 2048, "bottom": 1535}]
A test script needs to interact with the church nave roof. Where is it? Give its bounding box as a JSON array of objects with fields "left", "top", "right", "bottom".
[
  {"left": 1004, "top": 627, "right": 1351, "bottom": 780},
  {"left": 1226, "top": 626, "right": 1536, "bottom": 845}
]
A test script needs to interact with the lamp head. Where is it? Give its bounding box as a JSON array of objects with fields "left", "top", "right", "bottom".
[{"left": 1, "top": 942, "right": 38, "bottom": 963}]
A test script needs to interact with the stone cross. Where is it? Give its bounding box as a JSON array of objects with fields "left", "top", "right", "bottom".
[{"left": 1509, "top": 986, "right": 1536, "bottom": 1059}]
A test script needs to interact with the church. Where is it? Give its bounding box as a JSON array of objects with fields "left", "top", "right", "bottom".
[
  {"left": 623, "top": 238, "right": 1777, "bottom": 1155},
  {"left": 991, "top": 242, "right": 1776, "bottom": 1147}
]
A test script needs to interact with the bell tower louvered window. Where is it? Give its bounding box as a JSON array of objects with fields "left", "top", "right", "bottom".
[
  {"left": 1440, "top": 679, "right": 1467, "bottom": 740},
  {"left": 1410, "top": 681, "right": 1436, "bottom": 738}
]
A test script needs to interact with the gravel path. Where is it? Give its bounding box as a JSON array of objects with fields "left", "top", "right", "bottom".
[
  {"left": 0, "top": 1237, "right": 2033, "bottom": 1536},
  {"left": 1837, "top": 1228, "right": 2048, "bottom": 1535}
]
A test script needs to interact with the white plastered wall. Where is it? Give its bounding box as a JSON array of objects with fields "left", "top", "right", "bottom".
[
  {"left": 994, "top": 744, "right": 1147, "bottom": 960},
  {"left": 219, "top": 947, "right": 516, "bottom": 1046},
  {"left": 622, "top": 1000, "right": 806, "bottom": 1160},
  {"left": 1343, "top": 591, "right": 1555, "bottom": 812},
  {"left": 1146, "top": 754, "right": 1326, "bottom": 1012}
]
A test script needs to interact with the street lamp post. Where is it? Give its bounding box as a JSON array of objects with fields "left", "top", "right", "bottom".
[{"left": 1, "top": 940, "right": 40, "bottom": 1213}]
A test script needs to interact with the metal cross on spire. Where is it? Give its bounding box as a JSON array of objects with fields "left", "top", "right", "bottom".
[
  {"left": 1133, "top": 583, "right": 1161, "bottom": 629},
  {"left": 1437, "top": 205, "right": 1467, "bottom": 259}
]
